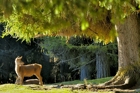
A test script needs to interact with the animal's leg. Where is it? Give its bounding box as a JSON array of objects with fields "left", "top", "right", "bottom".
[
  {"left": 19, "top": 76, "right": 24, "bottom": 85},
  {"left": 35, "top": 74, "right": 43, "bottom": 85},
  {"left": 15, "top": 77, "right": 20, "bottom": 84}
]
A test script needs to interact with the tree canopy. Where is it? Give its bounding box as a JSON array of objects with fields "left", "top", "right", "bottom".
[{"left": 0, "top": 0, "right": 138, "bottom": 43}]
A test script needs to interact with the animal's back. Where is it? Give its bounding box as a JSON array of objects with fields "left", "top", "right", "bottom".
[{"left": 19, "top": 63, "right": 42, "bottom": 77}]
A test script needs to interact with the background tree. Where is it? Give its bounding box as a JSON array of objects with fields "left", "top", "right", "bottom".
[
  {"left": 0, "top": 0, "right": 139, "bottom": 90},
  {"left": 96, "top": 44, "right": 110, "bottom": 79},
  {"left": 40, "top": 36, "right": 117, "bottom": 81}
]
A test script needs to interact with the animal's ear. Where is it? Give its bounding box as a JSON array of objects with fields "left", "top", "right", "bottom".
[{"left": 19, "top": 56, "right": 22, "bottom": 59}]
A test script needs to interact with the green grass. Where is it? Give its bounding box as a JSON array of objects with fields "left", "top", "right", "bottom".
[
  {"left": 0, "top": 84, "right": 92, "bottom": 93},
  {"left": 0, "top": 84, "right": 46, "bottom": 93},
  {"left": 0, "top": 77, "right": 113, "bottom": 93},
  {"left": 54, "top": 77, "right": 112, "bottom": 85}
]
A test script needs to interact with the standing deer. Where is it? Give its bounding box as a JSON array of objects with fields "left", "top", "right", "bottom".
[{"left": 15, "top": 56, "right": 43, "bottom": 85}]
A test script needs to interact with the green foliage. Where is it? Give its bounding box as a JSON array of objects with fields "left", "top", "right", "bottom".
[
  {"left": 40, "top": 36, "right": 118, "bottom": 77},
  {"left": 107, "top": 42, "right": 118, "bottom": 63},
  {"left": 0, "top": 0, "right": 137, "bottom": 42},
  {"left": 39, "top": 36, "right": 66, "bottom": 57}
]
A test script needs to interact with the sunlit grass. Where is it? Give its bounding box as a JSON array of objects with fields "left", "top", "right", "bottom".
[
  {"left": 0, "top": 77, "right": 113, "bottom": 93},
  {"left": 0, "top": 84, "right": 46, "bottom": 93},
  {"left": 0, "top": 84, "right": 93, "bottom": 93},
  {"left": 54, "top": 77, "right": 112, "bottom": 85}
]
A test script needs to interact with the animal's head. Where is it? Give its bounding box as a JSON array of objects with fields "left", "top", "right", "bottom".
[{"left": 15, "top": 56, "right": 24, "bottom": 65}]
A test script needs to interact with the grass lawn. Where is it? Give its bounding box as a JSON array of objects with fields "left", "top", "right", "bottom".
[
  {"left": 54, "top": 77, "right": 112, "bottom": 85},
  {"left": 0, "top": 77, "right": 113, "bottom": 93}
]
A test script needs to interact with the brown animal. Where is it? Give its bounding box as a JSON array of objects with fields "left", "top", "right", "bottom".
[{"left": 15, "top": 56, "right": 43, "bottom": 85}]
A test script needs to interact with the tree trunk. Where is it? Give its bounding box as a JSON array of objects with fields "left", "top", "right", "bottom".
[
  {"left": 93, "top": 14, "right": 140, "bottom": 91},
  {"left": 96, "top": 49, "right": 110, "bottom": 78},
  {"left": 117, "top": 15, "right": 140, "bottom": 70},
  {"left": 80, "top": 65, "right": 90, "bottom": 80},
  {"left": 80, "top": 54, "right": 91, "bottom": 80},
  {"left": 112, "top": 14, "right": 140, "bottom": 88}
]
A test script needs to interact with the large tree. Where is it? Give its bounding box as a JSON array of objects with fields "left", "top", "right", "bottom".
[{"left": 0, "top": 0, "right": 140, "bottom": 90}]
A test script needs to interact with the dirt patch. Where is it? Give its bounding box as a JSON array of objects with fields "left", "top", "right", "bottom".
[
  {"left": 24, "top": 84, "right": 50, "bottom": 90},
  {"left": 23, "top": 84, "right": 115, "bottom": 92}
]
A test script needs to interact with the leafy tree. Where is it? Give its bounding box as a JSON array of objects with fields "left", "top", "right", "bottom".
[{"left": 0, "top": 0, "right": 140, "bottom": 91}]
